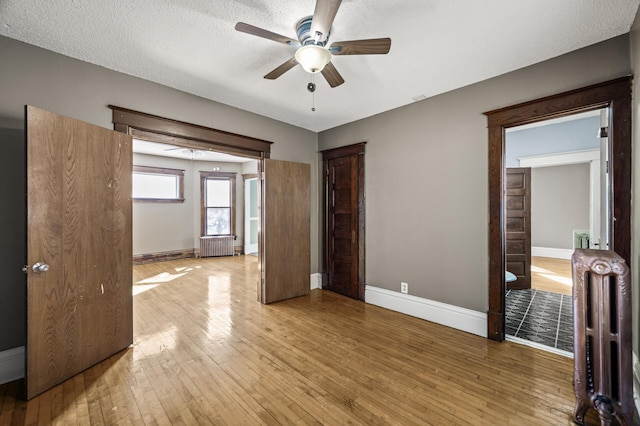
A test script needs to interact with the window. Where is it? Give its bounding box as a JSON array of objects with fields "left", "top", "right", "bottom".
[
  {"left": 201, "top": 172, "right": 236, "bottom": 236},
  {"left": 132, "top": 165, "right": 185, "bottom": 202}
]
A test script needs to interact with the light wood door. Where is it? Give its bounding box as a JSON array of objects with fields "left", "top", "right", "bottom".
[
  {"left": 26, "top": 106, "right": 133, "bottom": 399},
  {"left": 505, "top": 167, "right": 531, "bottom": 289},
  {"left": 259, "top": 159, "right": 310, "bottom": 303}
]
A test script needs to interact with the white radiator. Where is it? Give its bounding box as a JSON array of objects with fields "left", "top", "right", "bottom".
[
  {"left": 573, "top": 229, "right": 590, "bottom": 249},
  {"left": 200, "top": 236, "right": 234, "bottom": 257}
]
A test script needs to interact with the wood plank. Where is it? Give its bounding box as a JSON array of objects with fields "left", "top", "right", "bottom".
[
  {"left": 531, "top": 256, "right": 572, "bottom": 295},
  {"left": 1, "top": 256, "right": 606, "bottom": 425}
]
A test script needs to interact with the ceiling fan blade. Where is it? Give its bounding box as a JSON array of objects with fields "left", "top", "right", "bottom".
[
  {"left": 310, "top": 0, "right": 342, "bottom": 44},
  {"left": 330, "top": 38, "right": 391, "bottom": 55},
  {"left": 321, "top": 62, "right": 345, "bottom": 88},
  {"left": 264, "top": 57, "right": 298, "bottom": 80},
  {"left": 235, "top": 22, "right": 299, "bottom": 46}
]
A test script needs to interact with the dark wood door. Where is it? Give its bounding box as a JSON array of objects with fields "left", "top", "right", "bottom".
[
  {"left": 323, "top": 144, "right": 365, "bottom": 300},
  {"left": 259, "top": 159, "right": 310, "bottom": 304},
  {"left": 505, "top": 167, "right": 531, "bottom": 290},
  {"left": 26, "top": 106, "right": 133, "bottom": 399}
]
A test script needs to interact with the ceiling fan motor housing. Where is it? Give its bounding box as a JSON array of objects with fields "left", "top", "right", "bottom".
[{"left": 296, "top": 16, "right": 329, "bottom": 46}]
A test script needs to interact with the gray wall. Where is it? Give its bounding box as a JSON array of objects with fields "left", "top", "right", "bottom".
[
  {"left": 0, "top": 35, "right": 319, "bottom": 351},
  {"left": 0, "top": 128, "right": 25, "bottom": 351},
  {"left": 318, "top": 35, "right": 631, "bottom": 312},
  {"left": 530, "top": 164, "right": 590, "bottom": 250}
]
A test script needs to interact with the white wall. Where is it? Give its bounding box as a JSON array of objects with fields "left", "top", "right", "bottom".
[
  {"left": 132, "top": 154, "right": 259, "bottom": 255},
  {"left": 318, "top": 35, "right": 631, "bottom": 313},
  {"left": 132, "top": 153, "right": 195, "bottom": 255}
]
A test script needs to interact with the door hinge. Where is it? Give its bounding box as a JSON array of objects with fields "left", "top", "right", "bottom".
[
  {"left": 598, "top": 126, "right": 608, "bottom": 138},
  {"left": 22, "top": 265, "right": 29, "bottom": 274},
  {"left": 606, "top": 160, "right": 609, "bottom": 174}
]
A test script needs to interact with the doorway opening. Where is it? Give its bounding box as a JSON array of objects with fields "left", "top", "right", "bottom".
[
  {"left": 130, "top": 138, "right": 259, "bottom": 300},
  {"left": 110, "top": 105, "right": 311, "bottom": 306},
  {"left": 483, "top": 77, "right": 632, "bottom": 342},
  {"left": 131, "top": 139, "right": 258, "bottom": 262},
  {"left": 503, "top": 109, "right": 607, "bottom": 355}
]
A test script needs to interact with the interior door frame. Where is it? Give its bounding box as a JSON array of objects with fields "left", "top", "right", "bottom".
[
  {"left": 109, "top": 105, "right": 273, "bottom": 299},
  {"left": 483, "top": 77, "right": 632, "bottom": 341},
  {"left": 243, "top": 174, "right": 258, "bottom": 255},
  {"left": 321, "top": 143, "right": 366, "bottom": 300}
]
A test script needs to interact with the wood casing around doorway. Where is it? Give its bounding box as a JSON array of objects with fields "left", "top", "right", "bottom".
[{"left": 484, "top": 77, "right": 632, "bottom": 342}]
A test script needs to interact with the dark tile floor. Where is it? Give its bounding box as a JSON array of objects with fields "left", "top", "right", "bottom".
[{"left": 505, "top": 288, "right": 573, "bottom": 353}]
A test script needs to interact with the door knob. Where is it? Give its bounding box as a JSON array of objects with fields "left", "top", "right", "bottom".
[{"left": 32, "top": 262, "right": 49, "bottom": 273}]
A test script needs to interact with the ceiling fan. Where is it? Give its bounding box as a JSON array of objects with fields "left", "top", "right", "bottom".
[{"left": 235, "top": 0, "right": 391, "bottom": 88}]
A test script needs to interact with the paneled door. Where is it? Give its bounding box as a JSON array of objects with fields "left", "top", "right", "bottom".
[
  {"left": 25, "top": 106, "right": 133, "bottom": 399},
  {"left": 505, "top": 167, "right": 531, "bottom": 290},
  {"left": 322, "top": 143, "right": 365, "bottom": 300},
  {"left": 259, "top": 159, "right": 310, "bottom": 303}
]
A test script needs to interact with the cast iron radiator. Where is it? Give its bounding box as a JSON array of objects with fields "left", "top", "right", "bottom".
[
  {"left": 572, "top": 249, "right": 633, "bottom": 425},
  {"left": 199, "top": 236, "right": 234, "bottom": 257}
]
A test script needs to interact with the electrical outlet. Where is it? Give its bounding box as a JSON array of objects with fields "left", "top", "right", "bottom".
[{"left": 400, "top": 282, "right": 408, "bottom": 294}]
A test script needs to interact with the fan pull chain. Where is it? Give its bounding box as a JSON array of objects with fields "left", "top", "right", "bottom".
[{"left": 307, "top": 74, "right": 316, "bottom": 112}]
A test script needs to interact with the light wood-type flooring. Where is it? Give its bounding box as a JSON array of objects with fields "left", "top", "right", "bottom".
[
  {"left": 1, "top": 256, "right": 606, "bottom": 425},
  {"left": 531, "top": 256, "right": 572, "bottom": 295}
]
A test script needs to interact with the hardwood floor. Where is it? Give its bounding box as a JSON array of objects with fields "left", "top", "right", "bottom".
[
  {"left": 531, "top": 256, "right": 572, "bottom": 295},
  {"left": 1, "top": 256, "right": 604, "bottom": 425}
]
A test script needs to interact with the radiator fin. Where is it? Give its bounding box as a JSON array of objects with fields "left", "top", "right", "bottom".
[
  {"left": 200, "top": 236, "right": 234, "bottom": 257},
  {"left": 572, "top": 249, "right": 632, "bottom": 425}
]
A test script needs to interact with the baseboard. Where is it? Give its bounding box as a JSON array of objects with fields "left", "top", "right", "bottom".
[
  {"left": 531, "top": 247, "right": 573, "bottom": 260},
  {"left": 0, "top": 346, "right": 24, "bottom": 385},
  {"left": 133, "top": 249, "right": 195, "bottom": 265},
  {"left": 310, "top": 273, "right": 322, "bottom": 290},
  {"left": 365, "top": 286, "right": 487, "bottom": 338},
  {"left": 634, "top": 351, "right": 640, "bottom": 418}
]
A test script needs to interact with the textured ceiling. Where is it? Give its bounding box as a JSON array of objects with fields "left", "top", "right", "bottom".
[{"left": 1, "top": 0, "right": 638, "bottom": 132}]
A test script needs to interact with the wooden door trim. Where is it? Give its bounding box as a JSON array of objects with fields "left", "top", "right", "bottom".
[
  {"left": 483, "top": 76, "right": 632, "bottom": 341},
  {"left": 109, "top": 105, "right": 272, "bottom": 159},
  {"left": 321, "top": 142, "right": 366, "bottom": 300},
  {"left": 110, "top": 106, "right": 275, "bottom": 304}
]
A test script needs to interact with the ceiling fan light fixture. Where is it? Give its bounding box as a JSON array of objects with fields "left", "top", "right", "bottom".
[{"left": 295, "top": 45, "right": 331, "bottom": 73}]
